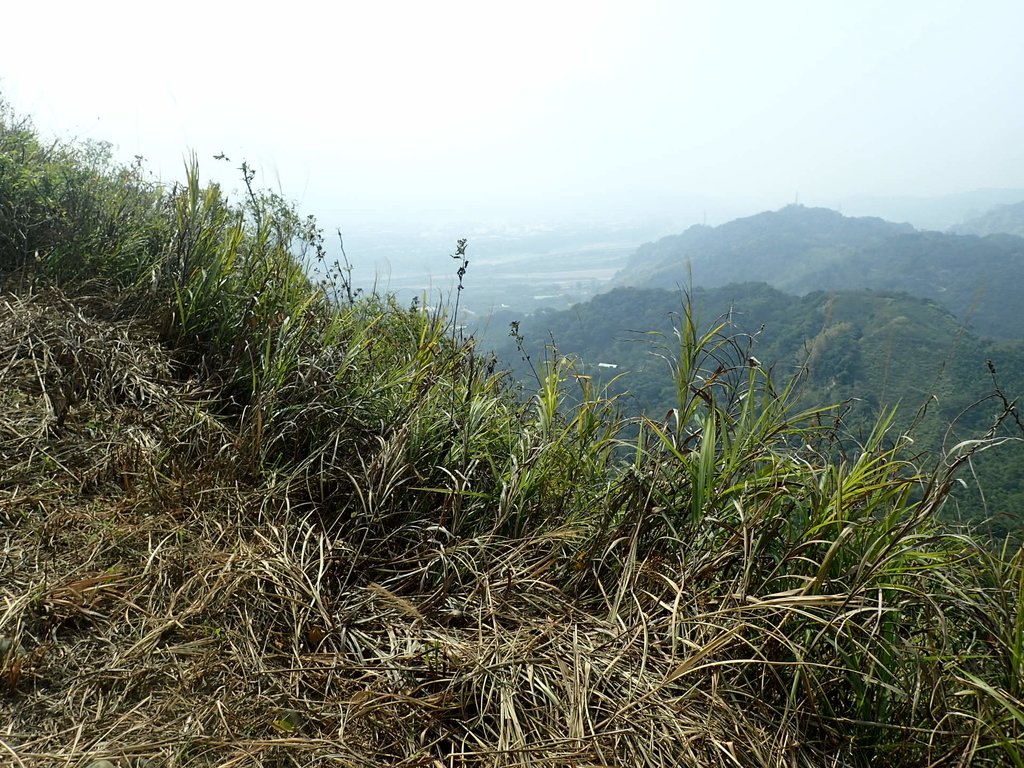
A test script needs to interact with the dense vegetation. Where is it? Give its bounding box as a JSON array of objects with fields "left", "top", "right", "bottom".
[
  {"left": 2, "top": 100, "right": 1024, "bottom": 766},
  {"left": 612, "top": 205, "right": 1024, "bottom": 339},
  {"left": 488, "top": 283, "right": 1024, "bottom": 537}
]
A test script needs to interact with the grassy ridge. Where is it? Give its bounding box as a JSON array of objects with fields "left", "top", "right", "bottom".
[{"left": 1, "top": 101, "right": 1024, "bottom": 766}]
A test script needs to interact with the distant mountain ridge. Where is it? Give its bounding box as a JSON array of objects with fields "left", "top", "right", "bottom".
[
  {"left": 613, "top": 204, "right": 1024, "bottom": 338},
  {"left": 950, "top": 199, "right": 1024, "bottom": 237},
  {"left": 835, "top": 188, "right": 1024, "bottom": 231}
]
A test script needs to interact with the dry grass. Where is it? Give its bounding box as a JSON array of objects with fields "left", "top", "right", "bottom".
[{"left": 0, "top": 289, "right": 845, "bottom": 767}]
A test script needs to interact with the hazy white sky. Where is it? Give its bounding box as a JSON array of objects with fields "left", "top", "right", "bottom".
[{"left": 3, "top": 0, "right": 1023, "bottom": 225}]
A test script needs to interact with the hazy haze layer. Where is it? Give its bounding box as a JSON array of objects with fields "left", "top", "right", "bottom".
[{"left": 2, "top": 0, "right": 1022, "bottom": 229}]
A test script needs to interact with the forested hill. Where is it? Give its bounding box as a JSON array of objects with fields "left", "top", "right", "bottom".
[
  {"left": 613, "top": 204, "right": 1024, "bottom": 338},
  {"left": 489, "top": 283, "right": 1024, "bottom": 534},
  {"left": 491, "top": 283, "right": 1023, "bottom": 424}
]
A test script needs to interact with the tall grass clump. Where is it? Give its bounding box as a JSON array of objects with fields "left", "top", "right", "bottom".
[
  {"left": 552, "top": 297, "right": 1024, "bottom": 764},
  {"left": 1, "top": 97, "right": 1023, "bottom": 766},
  {"left": 0, "top": 106, "right": 167, "bottom": 287}
]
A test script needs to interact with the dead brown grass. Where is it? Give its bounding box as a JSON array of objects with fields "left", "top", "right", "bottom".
[{"left": 0, "top": 289, "right": 854, "bottom": 767}]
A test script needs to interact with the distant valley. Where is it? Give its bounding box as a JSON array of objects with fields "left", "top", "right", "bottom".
[{"left": 335, "top": 218, "right": 684, "bottom": 316}]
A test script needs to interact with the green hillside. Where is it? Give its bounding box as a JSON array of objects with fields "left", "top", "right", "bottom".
[
  {"left": 3, "top": 101, "right": 1024, "bottom": 766},
  {"left": 614, "top": 205, "right": 1024, "bottom": 338},
  {"left": 488, "top": 284, "right": 1024, "bottom": 534}
]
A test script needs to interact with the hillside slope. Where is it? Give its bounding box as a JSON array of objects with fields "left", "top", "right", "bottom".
[
  {"left": 4, "top": 100, "right": 1024, "bottom": 767},
  {"left": 488, "top": 283, "right": 1024, "bottom": 533}
]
